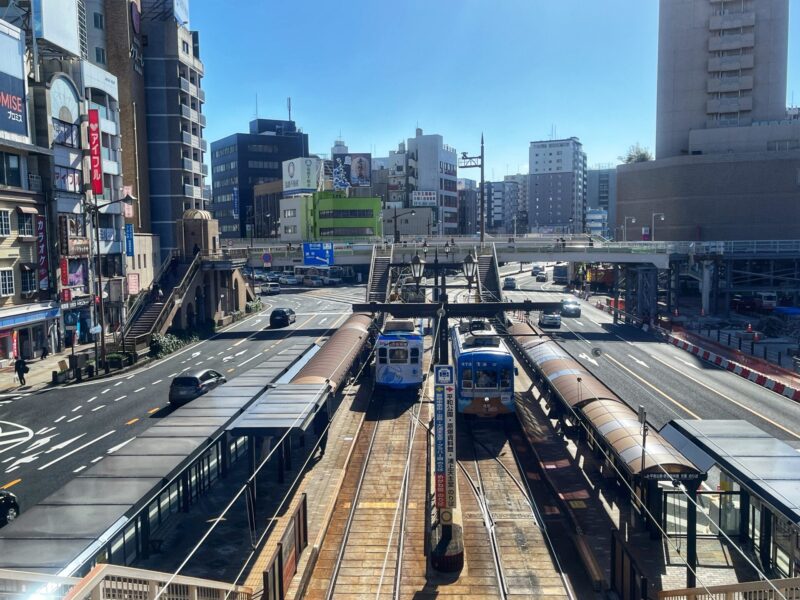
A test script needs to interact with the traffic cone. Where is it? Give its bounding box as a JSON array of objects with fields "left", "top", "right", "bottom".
[{"left": 746, "top": 323, "right": 753, "bottom": 333}]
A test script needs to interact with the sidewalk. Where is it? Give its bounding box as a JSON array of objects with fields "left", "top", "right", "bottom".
[{"left": 0, "top": 341, "right": 98, "bottom": 393}]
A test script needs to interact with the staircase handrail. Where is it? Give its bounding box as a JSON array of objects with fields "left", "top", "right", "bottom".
[
  {"left": 123, "top": 249, "right": 179, "bottom": 336},
  {"left": 490, "top": 243, "right": 503, "bottom": 299},
  {"left": 150, "top": 251, "right": 202, "bottom": 337},
  {"left": 365, "top": 244, "right": 378, "bottom": 302},
  {"left": 473, "top": 245, "right": 483, "bottom": 302}
]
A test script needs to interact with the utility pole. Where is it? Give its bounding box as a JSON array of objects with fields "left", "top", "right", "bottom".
[{"left": 458, "top": 134, "right": 485, "bottom": 243}]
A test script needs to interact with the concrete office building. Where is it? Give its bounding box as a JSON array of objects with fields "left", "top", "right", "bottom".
[
  {"left": 141, "top": 0, "right": 208, "bottom": 258},
  {"left": 618, "top": 0, "right": 798, "bottom": 241},
  {"left": 373, "top": 142, "right": 410, "bottom": 208},
  {"left": 504, "top": 173, "right": 529, "bottom": 233},
  {"left": 586, "top": 208, "right": 609, "bottom": 239},
  {"left": 211, "top": 119, "right": 308, "bottom": 238},
  {"left": 457, "top": 178, "right": 478, "bottom": 236},
  {"left": 528, "top": 137, "right": 587, "bottom": 233},
  {"left": 252, "top": 180, "right": 283, "bottom": 239},
  {"left": 587, "top": 167, "right": 617, "bottom": 238},
  {"left": 279, "top": 192, "right": 381, "bottom": 243},
  {"left": 381, "top": 207, "right": 435, "bottom": 239},
  {"left": 406, "top": 129, "right": 458, "bottom": 235},
  {"left": 483, "top": 181, "right": 521, "bottom": 235}
]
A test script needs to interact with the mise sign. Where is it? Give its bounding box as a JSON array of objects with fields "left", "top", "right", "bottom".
[
  {"left": 434, "top": 365, "right": 457, "bottom": 510},
  {"left": 282, "top": 157, "right": 320, "bottom": 194},
  {"left": 302, "top": 242, "right": 334, "bottom": 267},
  {"left": 0, "top": 21, "right": 28, "bottom": 137}
]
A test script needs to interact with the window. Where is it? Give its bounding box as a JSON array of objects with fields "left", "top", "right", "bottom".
[
  {"left": 93, "top": 12, "right": 104, "bottom": 29},
  {"left": 52, "top": 119, "right": 80, "bottom": 147},
  {"left": 378, "top": 347, "right": 387, "bottom": 364},
  {"left": 318, "top": 209, "right": 374, "bottom": 219},
  {"left": 95, "top": 47, "right": 106, "bottom": 64},
  {"left": 212, "top": 145, "right": 235, "bottom": 159},
  {"left": 54, "top": 166, "right": 82, "bottom": 193},
  {"left": 283, "top": 209, "right": 297, "bottom": 218},
  {"left": 461, "top": 367, "right": 472, "bottom": 389},
  {"left": 389, "top": 348, "right": 409, "bottom": 363},
  {"left": 319, "top": 227, "right": 374, "bottom": 237},
  {"left": 247, "top": 144, "right": 277, "bottom": 153},
  {"left": 410, "top": 348, "right": 420, "bottom": 364},
  {"left": 20, "top": 268, "right": 35, "bottom": 294},
  {"left": 0, "top": 269, "right": 13, "bottom": 296},
  {"left": 0, "top": 211, "right": 10, "bottom": 236},
  {"left": 18, "top": 213, "right": 33, "bottom": 237},
  {"left": 247, "top": 160, "right": 279, "bottom": 169},
  {"left": 0, "top": 152, "right": 21, "bottom": 187},
  {"left": 475, "top": 369, "right": 498, "bottom": 388},
  {"left": 182, "top": 40, "right": 190, "bottom": 53},
  {"left": 283, "top": 225, "right": 297, "bottom": 234}
]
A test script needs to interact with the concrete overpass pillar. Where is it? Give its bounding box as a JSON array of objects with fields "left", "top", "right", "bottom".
[{"left": 701, "top": 261, "right": 714, "bottom": 316}]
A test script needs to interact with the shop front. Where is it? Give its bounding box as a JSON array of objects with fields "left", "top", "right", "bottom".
[
  {"left": 0, "top": 302, "right": 61, "bottom": 364},
  {"left": 60, "top": 295, "right": 93, "bottom": 347}
]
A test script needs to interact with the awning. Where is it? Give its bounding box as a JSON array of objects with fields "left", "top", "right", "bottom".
[
  {"left": 16, "top": 206, "right": 39, "bottom": 214},
  {"left": 19, "top": 264, "right": 34, "bottom": 271},
  {"left": 0, "top": 138, "right": 53, "bottom": 156}
]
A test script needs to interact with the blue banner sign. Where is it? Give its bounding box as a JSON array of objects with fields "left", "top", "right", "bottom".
[
  {"left": 302, "top": 242, "right": 334, "bottom": 266},
  {"left": 125, "top": 224, "right": 134, "bottom": 257}
]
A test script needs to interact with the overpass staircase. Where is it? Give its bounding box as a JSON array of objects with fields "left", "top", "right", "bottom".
[
  {"left": 367, "top": 245, "right": 393, "bottom": 303},
  {"left": 477, "top": 246, "right": 502, "bottom": 303},
  {"left": 119, "top": 252, "right": 202, "bottom": 354}
]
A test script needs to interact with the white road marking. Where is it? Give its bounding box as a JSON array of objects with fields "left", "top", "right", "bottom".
[
  {"left": 72, "top": 405, "right": 82, "bottom": 412},
  {"left": 578, "top": 352, "right": 599, "bottom": 367},
  {"left": 151, "top": 380, "right": 162, "bottom": 385},
  {"left": 2, "top": 456, "right": 16, "bottom": 463},
  {"left": 22, "top": 434, "right": 58, "bottom": 454},
  {"left": 113, "top": 395, "right": 127, "bottom": 402},
  {"left": 575, "top": 321, "right": 584, "bottom": 327},
  {"left": 217, "top": 351, "right": 223, "bottom": 356},
  {"left": 5, "top": 453, "right": 41, "bottom": 472},
  {"left": 237, "top": 354, "right": 262, "bottom": 367},
  {"left": 101, "top": 388, "right": 110, "bottom": 394},
  {"left": 134, "top": 387, "right": 145, "bottom": 393},
  {"left": 320, "top": 317, "right": 328, "bottom": 324},
  {"left": 195, "top": 361, "right": 204, "bottom": 365},
  {"left": 73, "top": 465, "right": 86, "bottom": 473},
  {"left": 91, "top": 405, "right": 106, "bottom": 412},
  {"left": 191, "top": 351, "right": 201, "bottom": 358},
  {"left": 234, "top": 350, "right": 246, "bottom": 357},
  {"left": 168, "top": 372, "right": 177, "bottom": 378},
  {"left": 126, "top": 375, "right": 135, "bottom": 380},
  {"left": 107, "top": 437, "right": 134, "bottom": 453},
  {"left": 54, "top": 416, "right": 66, "bottom": 423},
  {"left": 45, "top": 433, "right": 86, "bottom": 453},
  {"left": 91, "top": 456, "right": 104, "bottom": 463},
  {"left": 38, "top": 430, "right": 116, "bottom": 470},
  {"left": 222, "top": 356, "right": 234, "bottom": 362},
  {"left": 114, "top": 381, "right": 122, "bottom": 387},
  {"left": 67, "top": 415, "right": 82, "bottom": 423},
  {"left": 627, "top": 354, "right": 650, "bottom": 368},
  {"left": 678, "top": 358, "right": 699, "bottom": 370},
  {"left": 36, "top": 427, "right": 56, "bottom": 436},
  {"left": 87, "top": 396, "right": 97, "bottom": 403}
]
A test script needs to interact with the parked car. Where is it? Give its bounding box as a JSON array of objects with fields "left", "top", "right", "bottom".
[
  {"left": 536, "top": 273, "right": 548, "bottom": 283},
  {"left": 303, "top": 275, "right": 323, "bottom": 287},
  {"left": 270, "top": 307, "right": 297, "bottom": 328},
  {"left": 279, "top": 274, "right": 299, "bottom": 285},
  {"left": 321, "top": 274, "right": 342, "bottom": 286},
  {"left": 0, "top": 490, "right": 19, "bottom": 527},
  {"left": 560, "top": 298, "right": 582, "bottom": 317},
  {"left": 261, "top": 282, "right": 281, "bottom": 295},
  {"left": 169, "top": 369, "right": 227, "bottom": 405},
  {"left": 503, "top": 277, "right": 518, "bottom": 290},
  {"left": 538, "top": 312, "right": 562, "bottom": 328},
  {"left": 266, "top": 272, "right": 282, "bottom": 282}
]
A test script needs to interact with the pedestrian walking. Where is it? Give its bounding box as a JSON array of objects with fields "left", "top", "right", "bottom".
[
  {"left": 14, "top": 357, "right": 28, "bottom": 386},
  {"left": 313, "top": 403, "right": 330, "bottom": 457},
  {"left": 41, "top": 345, "right": 49, "bottom": 360}
]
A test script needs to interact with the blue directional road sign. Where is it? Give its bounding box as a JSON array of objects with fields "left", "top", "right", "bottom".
[{"left": 302, "top": 242, "right": 334, "bottom": 266}]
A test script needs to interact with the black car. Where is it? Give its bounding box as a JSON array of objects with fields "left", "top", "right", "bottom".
[
  {"left": 0, "top": 490, "right": 19, "bottom": 526},
  {"left": 560, "top": 298, "right": 582, "bottom": 317},
  {"left": 169, "top": 369, "right": 227, "bottom": 405},
  {"left": 536, "top": 273, "right": 548, "bottom": 282},
  {"left": 270, "top": 307, "right": 297, "bottom": 328}
]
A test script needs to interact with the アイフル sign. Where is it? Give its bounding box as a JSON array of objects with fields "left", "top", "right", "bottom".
[{"left": 88, "top": 108, "right": 103, "bottom": 194}]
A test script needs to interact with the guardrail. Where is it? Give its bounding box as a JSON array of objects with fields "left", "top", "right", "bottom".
[
  {"left": 0, "top": 568, "right": 80, "bottom": 599},
  {"left": 658, "top": 576, "right": 800, "bottom": 599}
]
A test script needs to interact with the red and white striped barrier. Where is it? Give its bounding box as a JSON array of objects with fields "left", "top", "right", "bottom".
[{"left": 666, "top": 334, "right": 800, "bottom": 402}]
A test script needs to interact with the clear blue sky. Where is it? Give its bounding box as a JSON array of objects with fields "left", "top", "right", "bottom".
[{"left": 192, "top": 0, "right": 800, "bottom": 179}]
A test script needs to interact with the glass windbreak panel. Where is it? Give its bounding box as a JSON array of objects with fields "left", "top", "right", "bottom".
[
  {"left": 475, "top": 369, "right": 498, "bottom": 388},
  {"left": 773, "top": 516, "right": 793, "bottom": 577},
  {"left": 664, "top": 491, "right": 688, "bottom": 536},
  {"left": 389, "top": 348, "right": 409, "bottom": 363},
  {"left": 500, "top": 368, "right": 512, "bottom": 388}
]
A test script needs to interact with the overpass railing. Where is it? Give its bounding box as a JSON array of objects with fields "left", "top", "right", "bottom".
[{"left": 658, "top": 576, "right": 800, "bottom": 599}]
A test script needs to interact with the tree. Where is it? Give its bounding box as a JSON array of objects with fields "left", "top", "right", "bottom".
[{"left": 619, "top": 143, "right": 654, "bottom": 164}]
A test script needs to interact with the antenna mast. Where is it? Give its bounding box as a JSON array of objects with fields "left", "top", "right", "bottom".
[{"left": 287, "top": 97, "right": 292, "bottom": 121}]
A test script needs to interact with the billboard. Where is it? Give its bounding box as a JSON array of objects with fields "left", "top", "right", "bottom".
[
  {"left": 0, "top": 21, "right": 27, "bottom": 138},
  {"left": 412, "top": 191, "right": 437, "bottom": 207},
  {"left": 88, "top": 109, "right": 104, "bottom": 194},
  {"left": 282, "top": 157, "right": 320, "bottom": 194},
  {"left": 332, "top": 153, "right": 371, "bottom": 190},
  {"left": 34, "top": 0, "right": 81, "bottom": 57}
]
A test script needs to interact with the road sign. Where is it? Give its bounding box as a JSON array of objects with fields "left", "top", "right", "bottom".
[
  {"left": 434, "top": 365, "right": 456, "bottom": 509},
  {"left": 262, "top": 252, "right": 272, "bottom": 263},
  {"left": 444, "top": 381, "right": 457, "bottom": 509},
  {"left": 434, "top": 383, "right": 447, "bottom": 508},
  {"left": 302, "top": 242, "right": 334, "bottom": 267}
]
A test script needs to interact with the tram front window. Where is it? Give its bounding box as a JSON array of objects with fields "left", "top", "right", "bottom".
[
  {"left": 475, "top": 369, "right": 498, "bottom": 388},
  {"left": 389, "top": 348, "right": 409, "bottom": 363}
]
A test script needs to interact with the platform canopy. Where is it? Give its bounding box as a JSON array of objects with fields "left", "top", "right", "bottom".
[{"left": 226, "top": 383, "right": 329, "bottom": 437}]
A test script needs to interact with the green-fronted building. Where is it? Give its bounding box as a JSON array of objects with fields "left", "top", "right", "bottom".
[{"left": 279, "top": 191, "right": 382, "bottom": 242}]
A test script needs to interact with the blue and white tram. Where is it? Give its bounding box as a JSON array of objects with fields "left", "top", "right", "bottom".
[
  {"left": 375, "top": 319, "right": 424, "bottom": 389},
  {"left": 451, "top": 321, "right": 515, "bottom": 416}
]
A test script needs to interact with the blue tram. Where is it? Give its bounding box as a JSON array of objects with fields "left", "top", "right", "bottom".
[
  {"left": 375, "top": 319, "right": 424, "bottom": 389},
  {"left": 450, "top": 321, "right": 516, "bottom": 416}
]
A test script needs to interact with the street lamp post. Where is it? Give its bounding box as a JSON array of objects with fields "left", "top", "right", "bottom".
[
  {"left": 623, "top": 216, "right": 637, "bottom": 242},
  {"left": 392, "top": 207, "right": 416, "bottom": 243},
  {"left": 651, "top": 212, "right": 665, "bottom": 241}
]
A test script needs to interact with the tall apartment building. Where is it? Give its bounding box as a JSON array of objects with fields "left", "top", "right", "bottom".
[
  {"left": 406, "top": 128, "right": 457, "bottom": 235},
  {"left": 142, "top": 0, "right": 208, "bottom": 257},
  {"left": 373, "top": 142, "right": 410, "bottom": 207},
  {"left": 619, "top": 0, "right": 798, "bottom": 240},
  {"left": 586, "top": 167, "right": 617, "bottom": 238},
  {"left": 528, "top": 137, "right": 587, "bottom": 233},
  {"left": 504, "top": 173, "right": 529, "bottom": 233},
  {"left": 211, "top": 119, "right": 309, "bottom": 238},
  {"left": 483, "top": 181, "right": 521, "bottom": 234},
  {"left": 656, "top": 0, "right": 789, "bottom": 159}
]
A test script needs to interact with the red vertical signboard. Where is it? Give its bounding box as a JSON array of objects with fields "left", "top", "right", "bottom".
[
  {"left": 60, "top": 258, "right": 69, "bottom": 286},
  {"left": 88, "top": 108, "right": 103, "bottom": 194},
  {"left": 36, "top": 215, "right": 49, "bottom": 291}
]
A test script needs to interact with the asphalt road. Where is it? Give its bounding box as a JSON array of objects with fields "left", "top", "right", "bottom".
[
  {"left": 502, "top": 268, "right": 800, "bottom": 446},
  {"left": 0, "top": 285, "right": 364, "bottom": 515}
]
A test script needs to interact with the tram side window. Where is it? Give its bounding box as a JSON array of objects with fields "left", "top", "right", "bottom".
[
  {"left": 389, "top": 348, "right": 409, "bottom": 363},
  {"left": 476, "top": 369, "right": 498, "bottom": 388},
  {"left": 462, "top": 367, "right": 472, "bottom": 389},
  {"left": 378, "top": 347, "right": 387, "bottom": 364},
  {"left": 410, "top": 348, "right": 420, "bottom": 364},
  {"left": 500, "top": 368, "right": 512, "bottom": 388}
]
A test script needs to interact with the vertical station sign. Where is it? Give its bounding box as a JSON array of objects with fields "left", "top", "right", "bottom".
[{"left": 434, "top": 365, "right": 457, "bottom": 510}]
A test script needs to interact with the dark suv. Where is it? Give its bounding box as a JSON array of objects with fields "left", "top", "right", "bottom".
[
  {"left": 0, "top": 490, "right": 19, "bottom": 527},
  {"left": 270, "top": 307, "right": 297, "bottom": 328},
  {"left": 169, "top": 369, "right": 226, "bottom": 405}
]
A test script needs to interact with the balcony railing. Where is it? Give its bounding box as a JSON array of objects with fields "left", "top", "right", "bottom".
[
  {"left": 180, "top": 104, "right": 191, "bottom": 119},
  {"left": 707, "top": 95, "right": 753, "bottom": 114},
  {"left": 709, "top": 11, "right": 755, "bottom": 30},
  {"left": 708, "top": 32, "right": 754, "bottom": 52},
  {"left": 708, "top": 53, "right": 754, "bottom": 72},
  {"left": 707, "top": 75, "right": 753, "bottom": 94}
]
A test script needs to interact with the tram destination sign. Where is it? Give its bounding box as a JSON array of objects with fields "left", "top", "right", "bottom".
[{"left": 434, "top": 365, "right": 457, "bottom": 509}]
